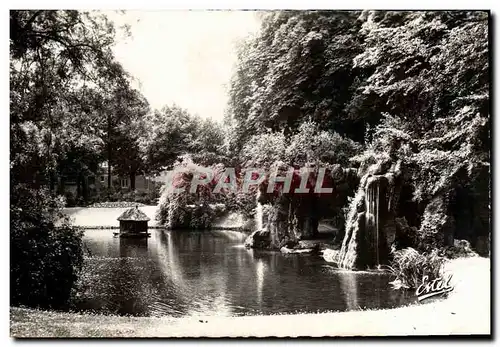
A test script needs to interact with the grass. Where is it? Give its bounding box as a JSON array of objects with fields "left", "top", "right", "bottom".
[
  {"left": 10, "top": 308, "right": 161, "bottom": 338},
  {"left": 63, "top": 206, "right": 160, "bottom": 227}
]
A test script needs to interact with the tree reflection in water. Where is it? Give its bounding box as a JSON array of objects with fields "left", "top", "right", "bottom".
[{"left": 74, "top": 229, "right": 415, "bottom": 317}]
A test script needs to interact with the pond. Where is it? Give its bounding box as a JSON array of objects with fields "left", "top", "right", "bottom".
[{"left": 72, "top": 229, "right": 416, "bottom": 317}]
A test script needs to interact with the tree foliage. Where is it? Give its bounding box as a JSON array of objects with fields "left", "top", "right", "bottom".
[
  {"left": 10, "top": 11, "right": 123, "bottom": 185},
  {"left": 9, "top": 10, "right": 134, "bottom": 308},
  {"left": 228, "top": 10, "right": 490, "bottom": 251},
  {"left": 227, "top": 10, "right": 365, "bottom": 152},
  {"left": 140, "top": 105, "right": 227, "bottom": 174},
  {"left": 11, "top": 184, "right": 84, "bottom": 309}
]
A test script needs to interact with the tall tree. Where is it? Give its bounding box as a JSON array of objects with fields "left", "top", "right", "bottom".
[
  {"left": 109, "top": 88, "right": 150, "bottom": 190},
  {"left": 9, "top": 10, "right": 133, "bottom": 308},
  {"left": 10, "top": 10, "right": 129, "bottom": 190},
  {"left": 139, "top": 105, "right": 227, "bottom": 174},
  {"left": 227, "top": 10, "right": 364, "bottom": 154}
]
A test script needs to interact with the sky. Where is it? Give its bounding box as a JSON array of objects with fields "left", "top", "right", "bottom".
[{"left": 107, "top": 10, "right": 261, "bottom": 122}]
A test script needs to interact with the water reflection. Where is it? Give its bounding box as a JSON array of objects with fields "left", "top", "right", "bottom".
[
  {"left": 74, "top": 229, "right": 415, "bottom": 317},
  {"left": 119, "top": 238, "right": 148, "bottom": 258},
  {"left": 339, "top": 271, "right": 359, "bottom": 311}
]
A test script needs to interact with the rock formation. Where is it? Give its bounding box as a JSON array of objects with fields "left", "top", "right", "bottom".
[
  {"left": 245, "top": 167, "right": 358, "bottom": 250},
  {"left": 338, "top": 161, "right": 402, "bottom": 269}
]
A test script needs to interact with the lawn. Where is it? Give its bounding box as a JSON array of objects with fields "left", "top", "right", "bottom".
[{"left": 63, "top": 206, "right": 160, "bottom": 227}]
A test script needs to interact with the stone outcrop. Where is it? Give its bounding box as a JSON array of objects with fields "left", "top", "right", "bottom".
[
  {"left": 247, "top": 194, "right": 320, "bottom": 250},
  {"left": 212, "top": 211, "right": 250, "bottom": 230},
  {"left": 338, "top": 161, "right": 402, "bottom": 269},
  {"left": 280, "top": 246, "right": 317, "bottom": 254},
  {"left": 418, "top": 193, "right": 455, "bottom": 251},
  {"left": 244, "top": 229, "right": 271, "bottom": 249},
  {"left": 247, "top": 166, "right": 358, "bottom": 250},
  {"left": 322, "top": 248, "right": 341, "bottom": 264}
]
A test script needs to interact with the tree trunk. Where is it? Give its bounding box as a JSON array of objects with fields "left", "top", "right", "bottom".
[
  {"left": 107, "top": 113, "right": 112, "bottom": 197},
  {"left": 49, "top": 171, "right": 56, "bottom": 192},
  {"left": 309, "top": 197, "right": 319, "bottom": 239},
  {"left": 129, "top": 171, "right": 136, "bottom": 191},
  {"left": 76, "top": 172, "right": 81, "bottom": 198},
  {"left": 82, "top": 175, "right": 88, "bottom": 202},
  {"left": 58, "top": 175, "right": 65, "bottom": 195},
  {"left": 107, "top": 160, "right": 111, "bottom": 191}
]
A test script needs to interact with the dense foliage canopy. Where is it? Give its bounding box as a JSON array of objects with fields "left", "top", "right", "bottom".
[
  {"left": 10, "top": 9, "right": 491, "bottom": 307},
  {"left": 225, "top": 10, "right": 490, "bottom": 251}
]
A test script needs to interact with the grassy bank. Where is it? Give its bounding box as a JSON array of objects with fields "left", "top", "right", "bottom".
[
  {"left": 10, "top": 256, "right": 490, "bottom": 337},
  {"left": 63, "top": 206, "right": 160, "bottom": 228}
]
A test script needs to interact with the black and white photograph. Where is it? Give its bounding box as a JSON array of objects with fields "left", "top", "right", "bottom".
[{"left": 8, "top": 7, "right": 491, "bottom": 338}]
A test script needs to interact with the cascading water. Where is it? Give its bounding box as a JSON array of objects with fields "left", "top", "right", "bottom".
[
  {"left": 376, "top": 182, "right": 380, "bottom": 265},
  {"left": 256, "top": 202, "right": 264, "bottom": 230},
  {"left": 213, "top": 211, "right": 245, "bottom": 229},
  {"left": 365, "top": 176, "right": 380, "bottom": 266},
  {"left": 338, "top": 168, "right": 395, "bottom": 270},
  {"left": 244, "top": 194, "right": 271, "bottom": 249}
]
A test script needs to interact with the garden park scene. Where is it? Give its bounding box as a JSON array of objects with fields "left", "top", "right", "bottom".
[{"left": 9, "top": 10, "right": 490, "bottom": 337}]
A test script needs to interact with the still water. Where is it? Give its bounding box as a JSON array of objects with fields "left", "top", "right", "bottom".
[{"left": 72, "top": 229, "right": 415, "bottom": 317}]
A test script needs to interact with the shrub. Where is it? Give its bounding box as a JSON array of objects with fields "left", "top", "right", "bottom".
[
  {"left": 156, "top": 191, "right": 223, "bottom": 229},
  {"left": 219, "top": 189, "right": 256, "bottom": 220},
  {"left": 87, "top": 186, "right": 161, "bottom": 206},
  {"left": 11, "top": 184, "right": 84, "bottom": 309},
  {"left": 387, "top": 247, "right": 446, "bottom": 289},
  {"left": 156, "top": 157, "right": 225, "bottom": 229},
  {"left": 63, "top": 191, "right": 77, "bottom": 207},
  {"left": 442, "top": 239, "right": 478, "bottom": 259}
]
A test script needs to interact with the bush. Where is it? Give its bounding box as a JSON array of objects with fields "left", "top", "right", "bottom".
[
  {"left": 87, "top": 186, "right": 160, "bottom": 206},
  {"left": 219, "top": 189, "right": 256, "bottom": 220},
  {"left": 10, "top": 184, "right": 84, "bottom": 309},
  {"left": 156, "top": 157, "right": 226, "bottom": 229},
  {"left": 387, "top": 247, "right": 446, "bottom": 289},
  {"left": 63, "top": 191, "right": 77, "bottom": 207},
  {"left": 442, "top": 239, "right": 478, "bottom": 259},
  {"left": 156, "top": 191, "right": 223, "bottom": 229}
]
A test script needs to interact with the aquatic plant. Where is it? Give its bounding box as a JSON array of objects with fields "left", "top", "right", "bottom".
[{"left": 387, "top": 247, "right": 446, "bottom": 290}]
